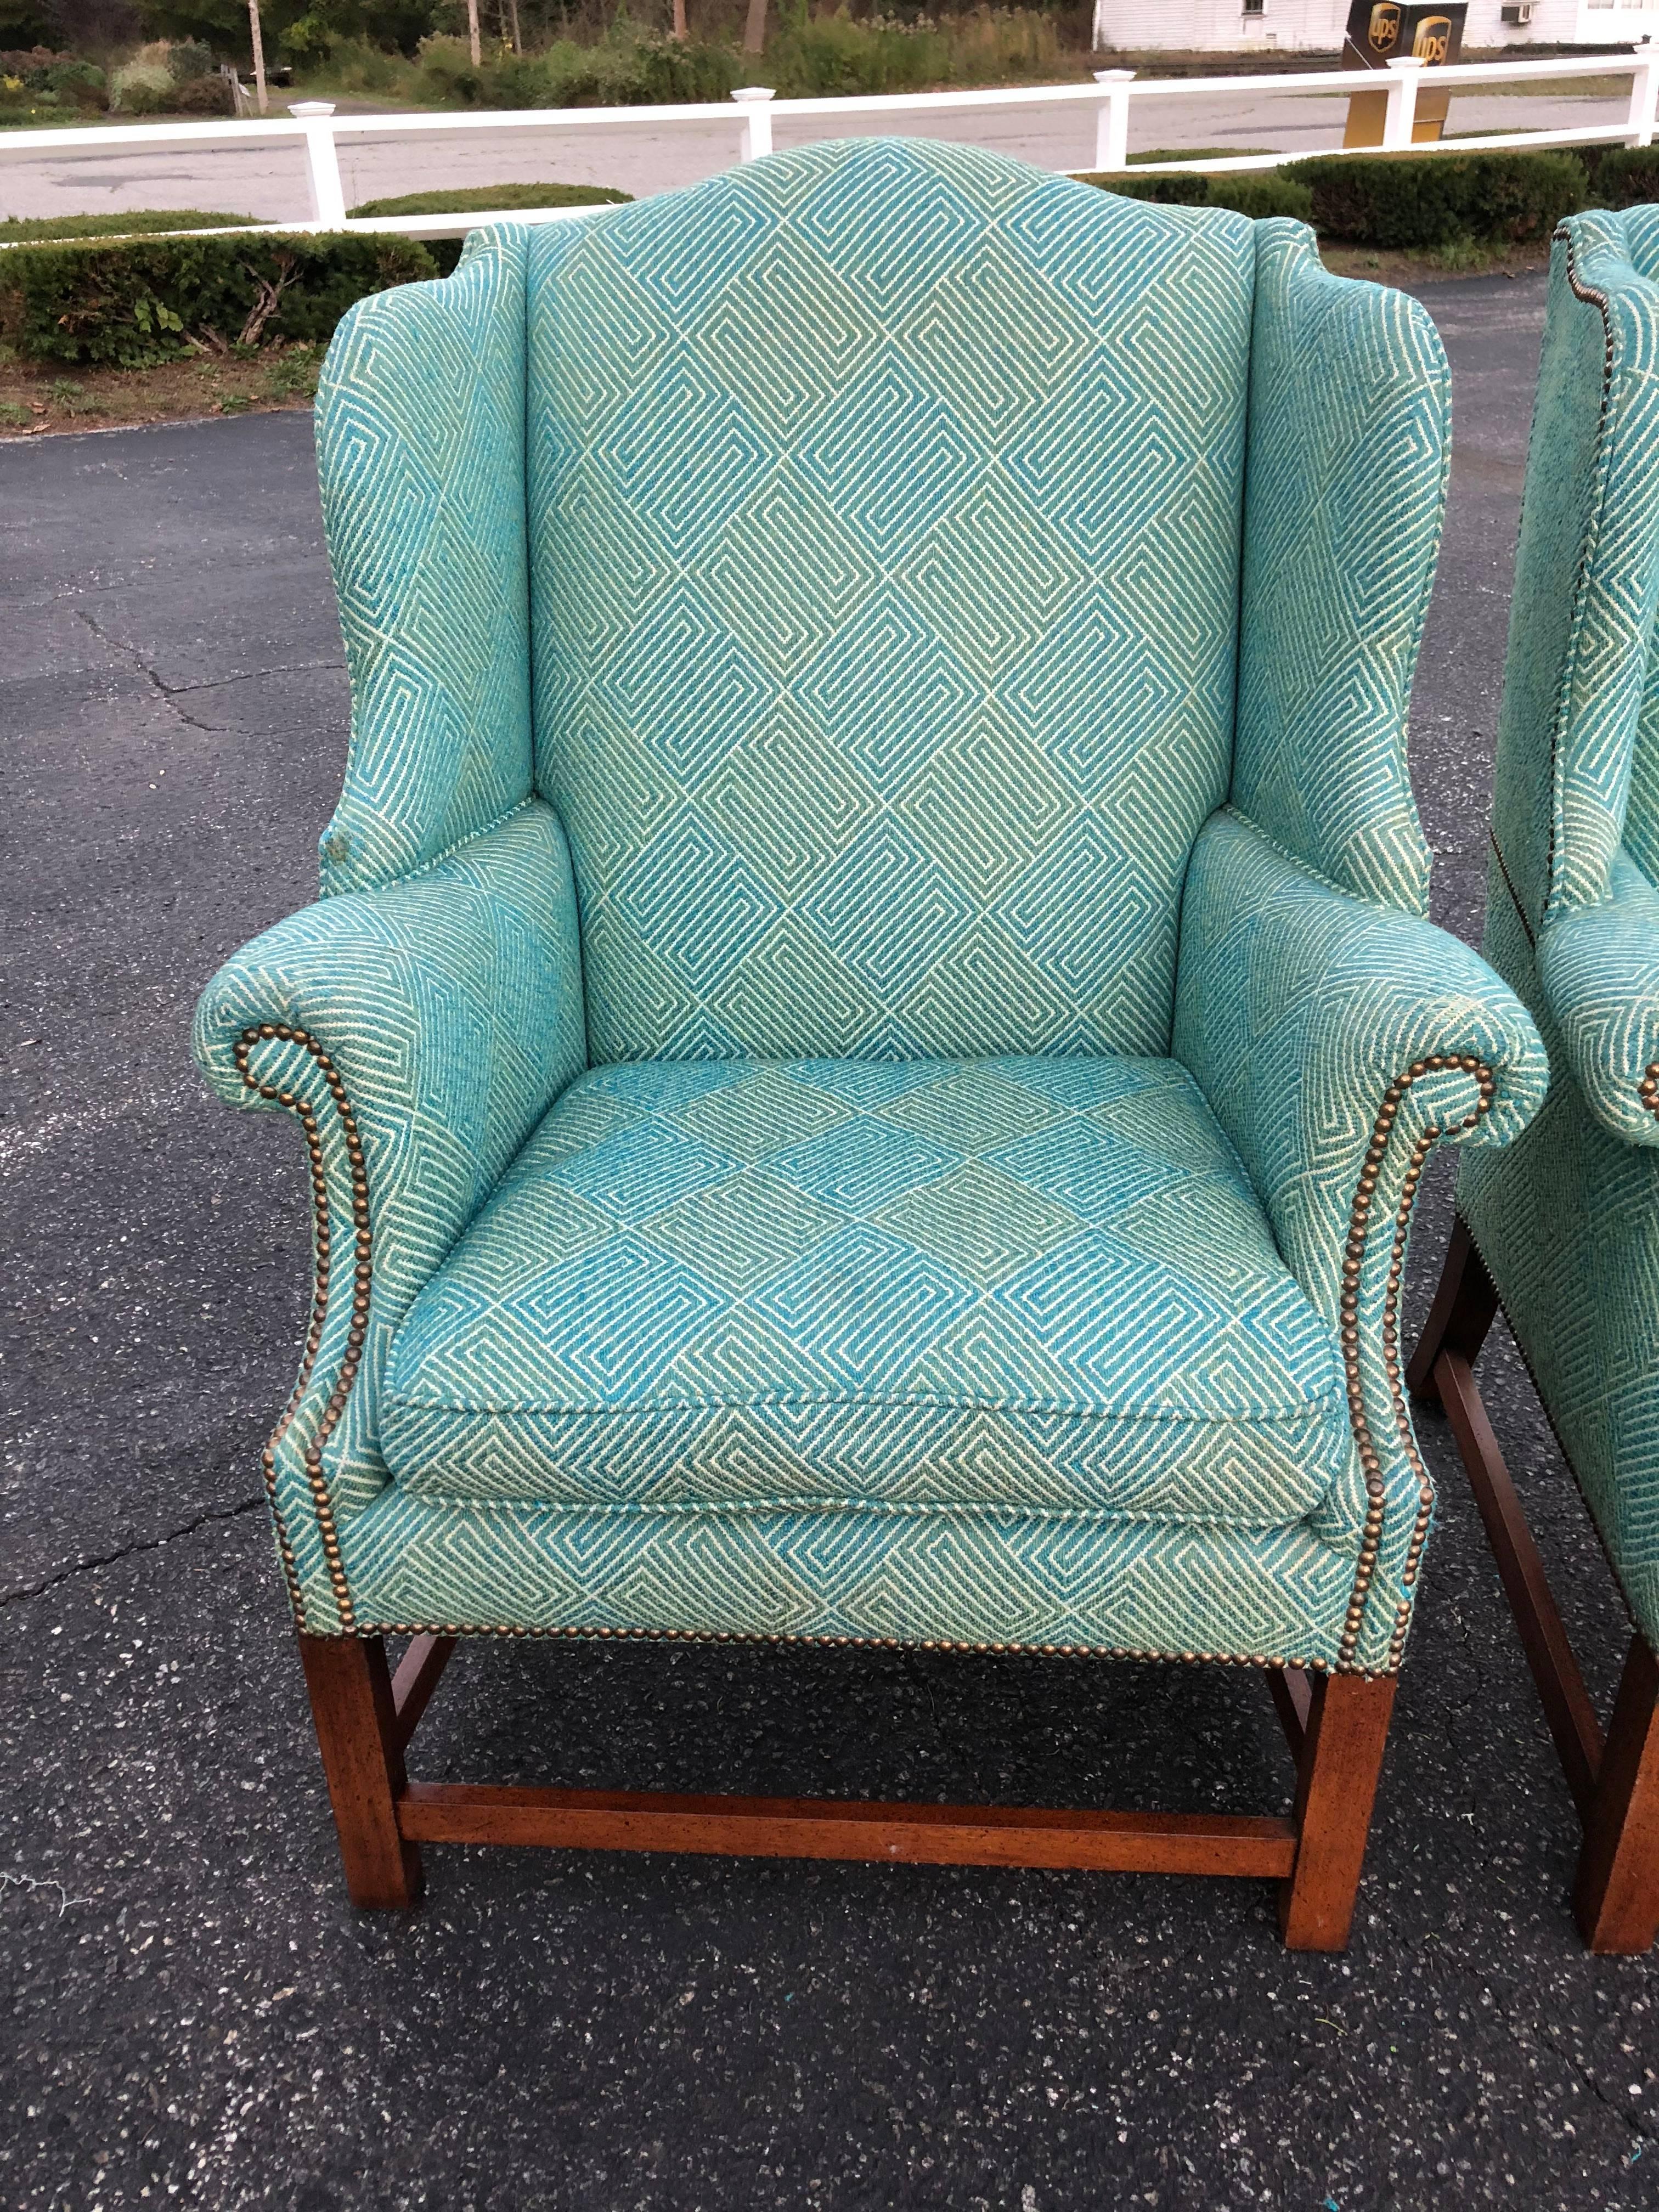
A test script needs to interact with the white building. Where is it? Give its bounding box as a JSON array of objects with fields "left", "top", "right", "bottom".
[{"left": 1092, "top": 0, "right": 1659, "bottom": 52}]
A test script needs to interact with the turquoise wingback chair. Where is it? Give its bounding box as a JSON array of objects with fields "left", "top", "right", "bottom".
[
  {"left": 1414, "top": 208, "right": 1659, "bottom": 1953},
  {"left": 194, "top": 139, "right": 1546, "bottom": 1945}
]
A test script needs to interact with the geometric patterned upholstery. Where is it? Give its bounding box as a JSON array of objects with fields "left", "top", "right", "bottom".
[
  {"left": 1460, "top": 210, "right": 1659, "bottom": 1650},
  {"left": 191, "top": 141, "right": 1552, "bottom": 1667},
  {"left": 524, "top": 140, "right": 1256, "bottom": 1063},
  {"left": 381, "top": 1053, "right": 1350, "bottom": 1527}
]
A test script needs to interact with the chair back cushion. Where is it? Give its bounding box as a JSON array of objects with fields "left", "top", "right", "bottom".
[{"left": 525, "top": 139, "right": 1256, "bottom": 1063}]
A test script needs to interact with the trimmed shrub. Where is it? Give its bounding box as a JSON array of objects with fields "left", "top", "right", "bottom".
[
  {"left": 1, "top": 208, "right": 257, "bottom": 240},
  {"left": 1285, "top": 150, "right": 1587, "bottom": 250},
  {"left": 1206, "top": 171, "right": 1313, "bottom": 222},
  {"left": 1581, "top": 145, "right": 1659, "bottom": 210},
  {"left": 0, "top": 232, "right": 439, "bottom": 365},
  {"left": 348, "top": 180, "right": 629, "bottom": 216},
  {"left": 1092, "top": 171, "right": 1210, "bottom": 208},
  {"left": 1084, "top": 171, "right": 1312, "bottom": 222}
]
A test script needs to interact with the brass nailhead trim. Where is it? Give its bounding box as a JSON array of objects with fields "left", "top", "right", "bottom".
[
  {"left": 1545, "top": 227, "right": 1616, "bottom": 920},
  {"left": 1339, "top": 1054, "right": 1498, "bottom": 1669},
  {"left": 234, "top": 1023, "right": 368, "bottom": 1633},
  {"left": 1640, "top": 1062, "right": 1659, "bottom": 1118},
  {"left": 346, "top": 1617, "right": 1357, "bottom": 1675},
  {"left": 235, "top": 1036, "right": 1492, "bottom": 1680}
]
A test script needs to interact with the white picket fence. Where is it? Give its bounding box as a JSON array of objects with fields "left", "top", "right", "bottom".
[{"left": 0, "top": 44, "right": 1654, "bottom": 244}]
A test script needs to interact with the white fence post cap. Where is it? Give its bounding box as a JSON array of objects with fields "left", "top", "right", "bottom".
[
  {"left": 731, "top": 86, "right": 775, "bottom": 101},
  {"left": 1093, "top": 69, "right": 1136, "bottom": 82},
  {"left": 289, "top": 100, "right": 337, "bottom": 115},
  {"left": 1384, "top": 57, "right": 1427, "bottom": 71}
]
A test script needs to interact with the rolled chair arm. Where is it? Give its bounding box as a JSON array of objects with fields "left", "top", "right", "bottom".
[
  {"left": 192, "top": 800, "right": 586, "bottom": 1632},
  {"left": 1174, "top": 807, "right": 1548, "bottom": 1671},
  {"left": 1537, "top": 853, "right": 1659, "bottom": 1148}
]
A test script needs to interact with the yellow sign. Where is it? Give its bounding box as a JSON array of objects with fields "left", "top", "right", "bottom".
[
  {"left": 1412, "top": 14, "right": 1453, "bottom": 61},
  {"left": 1368, "top": 3, "right": 1401, "bottom": 50}
]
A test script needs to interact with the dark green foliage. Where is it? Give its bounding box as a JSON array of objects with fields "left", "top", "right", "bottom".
[
  {"left": 1205, "top": 171, "right": 1313, "bottom": 221},
  {"left": 1083, "top": 170, "right": 1312, "bottom": 222},
  {"left": 0, "top": 43, "right": 104, "bottom": 104},
  {"left": 1580, "top": 145, "right": 1659, "bottom": 211},
  {"left": 0, "top": 206, "right": 255, "bottom": 238},
  {"left": 0, "top": 230, "right": 437, "bottom": 364},
  {"left": 412, "top": 29, "right": 738, "bottom": 108},
  {"left": 0, "top": 0, "right": 63, "bottom": 46},
  {"left": 1092, "top": 171, "right": 1211, "bottom": 207},
  {"left": 1285, "top": 150, "right": 1587, "bottom": 250},
  {"left": 348, "top": 180, "right": 628, "bottom": 215},
  {"left": 136, "top": 0, "right": 309, "bottom": 66}
]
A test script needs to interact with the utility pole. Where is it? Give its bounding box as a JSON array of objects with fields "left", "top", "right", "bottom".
[
  {"left": 742, "top": 0, "right": 765, "bottom": 53},
  {"left": 247, "top": 0, "right": 268, "bottom": 114},
  {"left": 466, "top": 0, "right": 481, "bottom": 65},
  {"left": 671, "top": 0, "right": 686, "bottom": 39}
]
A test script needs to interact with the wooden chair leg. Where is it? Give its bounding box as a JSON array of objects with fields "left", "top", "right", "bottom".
[
  {"left": 1575, "top": 1636, "right": 1659, "bottom": 1955},
  {"left": 1279, "top": 1670, "right": 1397, "bottom": 1951},
  {"left": 297, "top": 1632, "right": 424, "bottom": 1909},
  {"left": 1407, "top": 1214, "right": 1499, "bottom": 1404}
]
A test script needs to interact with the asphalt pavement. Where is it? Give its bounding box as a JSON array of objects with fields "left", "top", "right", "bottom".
[
  {"left": 0, "top": 86, "right": 1630, "bottom": 224},
  {"left": 3, "top": 267, "right": 1657, "bottom": 2210}
]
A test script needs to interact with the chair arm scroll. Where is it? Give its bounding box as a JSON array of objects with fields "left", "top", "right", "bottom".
[
  {"left": 193, "top": 800, "right": 585, "bottom": 1632},
  {"left": 1174, "top": 808, "right": 1548, "bottom": 1670},
  {"left": 1537, "top": 855, "right": 1659, "bottom": 1148}
]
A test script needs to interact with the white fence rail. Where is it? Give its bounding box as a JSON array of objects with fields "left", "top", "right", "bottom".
[{"left": 0, "top": 44, "right": 1655, "bottom": 244}]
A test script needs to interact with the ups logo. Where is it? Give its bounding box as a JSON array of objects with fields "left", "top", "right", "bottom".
[
  {"left": 1368, "top": 2, "right": 1400, "bottom": 48},
  {"left": 1413, "top": 13, "right": 1453, "bottom": 60}
]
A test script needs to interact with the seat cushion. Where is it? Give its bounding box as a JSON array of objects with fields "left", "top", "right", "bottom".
[{"left": 381, "top": 1055, "right": 1349, "bottom": 1527}]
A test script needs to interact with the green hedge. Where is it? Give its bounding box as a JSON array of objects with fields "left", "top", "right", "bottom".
[
  {"left": 1285, "top": 150, "right": 1587, "bottom": 250},
  {"left": 348, "top": 182, "right": 628, "bottom": 218},
  {"left": 0, "top": 208, "right": 257, "bottom": 244},
  {"left": 0, "top": 232, "right": 440, "bottom": 366},
  {"left": 1085, "top": 170, "right": 1314, "bottom": 222},
  {"left": 1580, "top": 145, "right": 1659, "bottom": 210}
]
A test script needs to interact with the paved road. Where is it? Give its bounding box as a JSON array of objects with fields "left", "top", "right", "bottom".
[
  {"left": 0, "top": 86, "right": 1630, "bottom": 221},
  {"left": 3, "top": 273, "right": 1655, "bottom": 2210}
]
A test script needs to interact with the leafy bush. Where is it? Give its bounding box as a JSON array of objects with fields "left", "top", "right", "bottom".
[
  {"left": 1285, "top": 150, "right": 1587, "bottom": 250},
  {"left": 1, "top": 207, "right": 256, "bottom": 240},
  {"left": 761, "top": 8, "right": 1060, "bottom": 98},
  {"left": 163, "top": 35, "right": 215, "bottom": 77},
  {"left": 348, "top": 179, "right": 628, "bottom": 215},
  {"left": 168, "top": 70, "right": 234, "bottom": 109},
  {"left": 766, "top": 13, "right": 948, "bottom": 97},
  {"left": 0, "top": 231, "right": 438, "bottom": 365},
  {"left": 413, "top": 29, "right": 738, "bottom": 108},
  {"left": 1580, "top": 145, "right": 1659, "bottom": 211},
  {"left": 109, "top": 57, "right": 174, "bottom": 109}
]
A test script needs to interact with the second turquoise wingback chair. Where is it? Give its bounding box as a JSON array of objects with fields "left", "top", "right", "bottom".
[
  {"left": 1413, "top": 207, "right": 1659, "bottom": 1953},
  {"left": 194, "top": 138, "right": 1545, "bottom": 1945}
]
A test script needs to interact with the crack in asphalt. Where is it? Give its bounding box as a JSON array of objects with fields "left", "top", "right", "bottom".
[
  {"left": 71, "top": 605, "right": 341, "bottom": 730},
  {"left": 1, "top": 1494, "right": 264, "bottom": 1607},
  {"left": 1530, "top": 2018, "right": 1656, "bottom": 2148}
]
